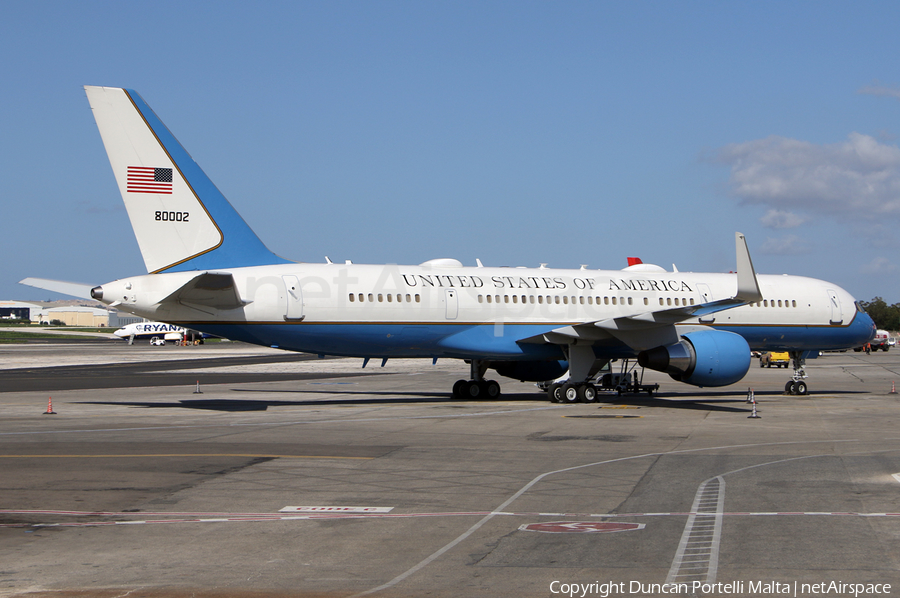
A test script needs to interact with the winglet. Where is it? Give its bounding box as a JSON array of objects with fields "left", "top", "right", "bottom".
[{"left": 734, "top": 232, "right": 762, "bottom": 302}]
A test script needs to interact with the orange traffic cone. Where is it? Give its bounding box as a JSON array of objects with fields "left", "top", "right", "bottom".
[
  {"left": 43, "top": 397, "right": 56, "bottom": 415},
  {"left": 891, "top": 381, "right": 897, "bottom": 395}
]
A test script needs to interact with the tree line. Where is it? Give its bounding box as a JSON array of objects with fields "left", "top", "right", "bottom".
[{"left": 859, "top": 297, "right": 900, "bottom": 331}]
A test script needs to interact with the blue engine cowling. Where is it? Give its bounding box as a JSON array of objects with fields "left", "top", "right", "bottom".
[{"left": 637, "top": 330, "right": 751, "bottom": 387}]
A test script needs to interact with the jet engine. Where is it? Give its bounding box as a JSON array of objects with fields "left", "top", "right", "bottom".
[{"left": 637, "top": 330, "right": 750, "bottom": 387}]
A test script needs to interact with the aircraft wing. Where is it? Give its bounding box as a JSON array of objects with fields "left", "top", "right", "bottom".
[
  {"left": 158, "top": 272, "right": 246, "bottom": 312},
  {"left": 19, "top": 278, "right": 95, "bottom": 300},
  {"left": 520, "top": 233, "right": 764, "bottom": 351}
]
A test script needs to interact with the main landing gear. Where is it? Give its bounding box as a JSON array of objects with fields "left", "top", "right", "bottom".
[
  {"left": 548, "top": 381, "right": 598, "bottom": 404},
  {"left": 452, "top": 360, "right": 501, "bottom": 399},
  {"left": 784, "top": 350, "right": 809, "bottom": 395}
]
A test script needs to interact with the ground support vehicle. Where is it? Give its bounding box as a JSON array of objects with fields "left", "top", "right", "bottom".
[{"left": 544, "top": 360, "right": 658, "bottom": 403}]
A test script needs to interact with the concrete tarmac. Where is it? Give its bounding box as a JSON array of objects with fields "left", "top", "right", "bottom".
[{"left": 1, "top": 340, "right": 899, "bottom": 597}]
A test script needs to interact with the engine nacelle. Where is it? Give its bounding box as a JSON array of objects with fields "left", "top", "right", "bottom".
[{"left": 637, "top": 330, "right": 750, "bottom": 387}]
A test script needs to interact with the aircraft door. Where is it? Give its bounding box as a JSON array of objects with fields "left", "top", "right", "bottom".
[
  {"left": 283, "top": 275, "right": 305, "bottom": 321},
  {"left": 445, "top": 289, "right": 458, "bottom": 320},
  {"left": 697, "top": 283, "right": 713, "bottom": 303},
  {"left": 827, "top": 289, "right": 843, "bottom": 324}
]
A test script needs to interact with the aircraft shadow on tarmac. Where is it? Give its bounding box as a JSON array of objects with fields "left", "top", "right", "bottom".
[
  {"left": 67, "top": 386, "right": 848, "bottom": 412},
  {"left": 77, "top": 391, "right": 455, "bottom": 412}
]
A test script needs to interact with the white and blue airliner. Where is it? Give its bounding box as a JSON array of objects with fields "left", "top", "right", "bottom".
[{"left": 22, "top": 86, "right": 876, "bottom": 401}]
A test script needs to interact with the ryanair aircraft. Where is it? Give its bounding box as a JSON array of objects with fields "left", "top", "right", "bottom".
[{"left": 24, "top": 86, "right": 876, "bottom": 401}]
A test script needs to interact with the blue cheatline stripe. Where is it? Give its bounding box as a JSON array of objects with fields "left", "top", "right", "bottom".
[
  {"left": 188, "top": 323, "right": 569, "bottom": 360},
  {"left": 125, "top": 89, "right": 291, "bottom": 273},
  {"left": 714, "top": 311, "right": 875, "bottom": 351},
  {"left": 182, "top": 316, "right": 874, "bottom": 360}
]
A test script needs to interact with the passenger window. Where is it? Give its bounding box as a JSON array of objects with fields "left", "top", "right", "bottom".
[
  {"left": 628, "top": 297, "right": 633, "bottom": 305},
  {"left": 487, "top": 295, "right": 492, "bottom": 303},
  {"left": 368, "top": 293, "right": 374, "bottom": 302},
  {"left": 387, "top": 294, "right": 392, "bottom": 302},
  {"left": 349, "top": 294, "right": 355, "bottom": 302},
  {"left": 406, "top": 294, "right": 411, "bottom": 302},
  {"left": 612, "top": 297, "right": 617, "bottom": 305},
  {"left": 378, "top": 294, "right": 383, "bottom": 302},
  {"left": 415, "top": 294, "right": 421, "bottom": 303},
  {"left": 478, "top": 295, "right": 483, "bottom": 303}
]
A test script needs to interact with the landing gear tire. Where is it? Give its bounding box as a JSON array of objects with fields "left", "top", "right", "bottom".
[
  {"left": 785, "top": 380, "right": 809, "bottom": 395},
  {"left": 562, "top": 384, "right": 579, "bottom": 404},
  {"left": 452, "top": 379, "right": 466, "bottom": 399},
  {"left": 485, "top": 380, "right": 501, "bottom": 399},
  {"left": 578, "top": 383, "right": 597, "bottom": 403},
  {"left": 464, "top": 380, "right": 482, "bottom": 399},
  {"left": 548, "top": 383, "right": 564, "bottom": 403}
]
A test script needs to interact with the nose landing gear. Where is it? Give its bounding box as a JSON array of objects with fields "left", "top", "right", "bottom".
[{"left": 784, "top": 351, "right": 809, "bottom": 395}]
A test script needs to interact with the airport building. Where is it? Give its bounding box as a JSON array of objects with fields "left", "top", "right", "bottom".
[
  {"left": 1, "top": 300, "right": 144, "bottom": 328},
  {"left": 35, "top": 306, "right": 143, "bottom": 327},
  {"left": 0, "top": 301, "right": 42, "bottom": 321}
]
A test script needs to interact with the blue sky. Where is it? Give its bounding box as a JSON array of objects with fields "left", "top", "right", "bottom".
[{"left": 4, "top": 1, "right": 900, "bottom": 303}]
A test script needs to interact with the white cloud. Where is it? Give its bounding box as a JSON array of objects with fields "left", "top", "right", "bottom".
[
  {"left": 716, "top": 133, "right": 900, "bottom": 219},
  {"left": 858, "top": 83, "right": 900, "bottom": 101},
  {"left": 758, "top": 235, "right": 811, "bottom": 255},
  {"left": 760, "top": 209, "right": 808, "bottom": 229},
  {"left": 861, "top": 256, "right": 898, "bottom": 275}
]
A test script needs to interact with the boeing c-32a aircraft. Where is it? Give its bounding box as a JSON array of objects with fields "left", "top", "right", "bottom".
[{"left": 25, "top": 86, "right": 876, "bottom": 402}]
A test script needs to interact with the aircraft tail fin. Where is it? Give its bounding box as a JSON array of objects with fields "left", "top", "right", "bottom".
[{"left": 84, "top": 86, "right": 290, "bottom": 273}]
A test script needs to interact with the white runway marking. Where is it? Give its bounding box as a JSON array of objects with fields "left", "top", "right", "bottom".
[
  {"left": 666, "top": 476, "right": 724, "bottom": 585},
  {"left": 348, "top": 438, "right": 866, "bottom": 598},
  {"left": 279, "top": 506, "right": 394, "bottom": 513},
  {"left": 4, "top": 507, "right": 900, "bottom": 530}
]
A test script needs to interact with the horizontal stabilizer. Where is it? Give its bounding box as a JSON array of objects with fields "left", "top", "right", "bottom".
[
  {"left": 19, "top": 278, "right": 94, "bottom": 300},
  {"left": 158, "top": 272, "right": 246, "bottom": 310}
]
